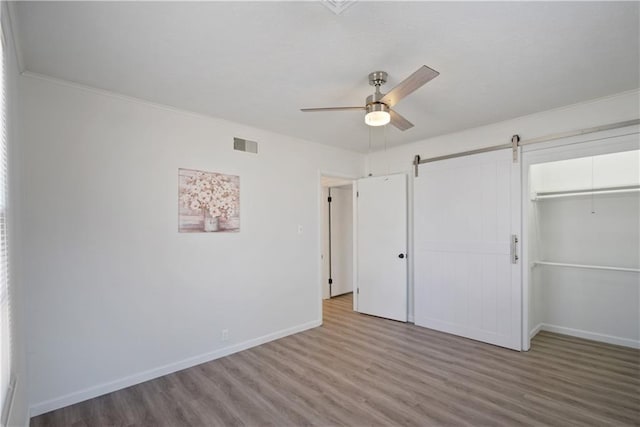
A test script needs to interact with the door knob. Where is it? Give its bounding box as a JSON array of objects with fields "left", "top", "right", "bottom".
[{"left": 398, "top": 253, "right": 405, "bottom": 259}]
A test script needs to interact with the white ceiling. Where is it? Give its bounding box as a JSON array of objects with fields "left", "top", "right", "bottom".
[{"left": 12, "top": 1, "right": 640, "bottom": 153}]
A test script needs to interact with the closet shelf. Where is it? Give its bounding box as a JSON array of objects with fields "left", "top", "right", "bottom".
[
  {"left": 532, "top": 184, "right": 640, "bottom": 201},
  {"left": 533, "top": 261, "right": 640, "bottom": 273}
]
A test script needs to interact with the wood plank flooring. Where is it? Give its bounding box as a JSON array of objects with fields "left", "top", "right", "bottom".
[{"left": 31, "top": 293, "right": 640, "bottom": 426}]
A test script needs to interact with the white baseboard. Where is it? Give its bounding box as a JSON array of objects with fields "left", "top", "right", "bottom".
[
  {"left": 539, "top": 323, "right": 640, "bottom": 349},
  {"left": 529, "top": 323, "right": 543, "bottom": 339},
  {"left": 29, "top": 319, "right": 322, "bottom": 417}
]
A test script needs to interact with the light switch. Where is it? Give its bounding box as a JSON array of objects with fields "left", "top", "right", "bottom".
[{"left": 297, "top": 225, "right": 303, "bottom": 235}]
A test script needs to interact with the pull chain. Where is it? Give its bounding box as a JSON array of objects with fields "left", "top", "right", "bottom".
[
  {"left": 368, "top": 126, "right": 372, "bottom": 176},
  {"left": 384, "top": 124, "right": 389, "bottom": 176},
  {"left": 591, "top": 157, "right": 596, "bottom": 214}
]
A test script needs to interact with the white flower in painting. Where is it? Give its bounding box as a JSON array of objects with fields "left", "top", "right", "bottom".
[{"left": 180, "top": 171, "right": 239, "bottom": 219}]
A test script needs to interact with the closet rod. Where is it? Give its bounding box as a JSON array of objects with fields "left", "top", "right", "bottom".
[
  {"left": 533, "top": 185, "right": 640, "bottom": 200},
  {"left": 534, "top": 261, "right": 640, "bottom": 273},
  {"left": 412, "top": 118, "right": 640, "bottom": 176}
]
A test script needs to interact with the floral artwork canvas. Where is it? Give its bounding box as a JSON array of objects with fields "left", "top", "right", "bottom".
[{"left": 178, "top": 168, "right": 240, "bottom": 232}]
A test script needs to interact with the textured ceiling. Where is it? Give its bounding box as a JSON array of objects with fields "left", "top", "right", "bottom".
[{"left": 12, "top": 1, "right": 640, "bottom": 152}]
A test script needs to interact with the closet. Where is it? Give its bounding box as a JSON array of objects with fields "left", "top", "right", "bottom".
[{"left": 527, "top": 150, "right": 640, "bottom": 348}]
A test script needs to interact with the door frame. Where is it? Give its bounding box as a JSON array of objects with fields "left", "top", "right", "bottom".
[
  {"left": 521, "top": 125, "right": 640, "bottom": 350},
  {"left": 317, "top": 171, "right": 357, "bottom": 322}
]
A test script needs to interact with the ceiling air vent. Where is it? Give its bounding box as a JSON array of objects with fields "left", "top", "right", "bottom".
[
  {"left": 320, "top": 0, "right": 357, "bottom": 15},
  {"left": 234, "top": 137, "right": 258, "bottom": 154}
]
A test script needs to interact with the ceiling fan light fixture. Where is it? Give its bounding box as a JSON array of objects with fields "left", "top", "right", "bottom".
[{"left": 365, "top": 103, "right": 391, "bottom": 127}]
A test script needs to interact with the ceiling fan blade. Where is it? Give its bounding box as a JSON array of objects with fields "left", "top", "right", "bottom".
[
  {"left": 300, "top": 107, "right": 365, "bottom": 112},
  {"left": 380, "top": 65, "right": 439, "bottom": 107},
  {"left": 389, "top": 109, "right": 414, "bottom": 131}
]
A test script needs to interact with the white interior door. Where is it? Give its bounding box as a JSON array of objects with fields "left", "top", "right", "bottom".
[
  {"left": 356, "top": 174, "right": 407, "bottom": 322},
  {"left": 329, "top": 187, "right": 353, "bottom": 297},
  {"left": 414, "top": 149, "right": 521, "bottom": 350}
]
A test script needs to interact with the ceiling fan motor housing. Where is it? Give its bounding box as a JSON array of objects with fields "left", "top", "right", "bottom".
[
  {"left": 365, "top": 102, "right": 389, "bottom": 115},
  {"left": 366, "top": 92, "right": 386, "bottom": 107}
]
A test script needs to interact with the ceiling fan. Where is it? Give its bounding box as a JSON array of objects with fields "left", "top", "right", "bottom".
[{"left": 301, "top": 65, "right": 439, "bottom": 131}]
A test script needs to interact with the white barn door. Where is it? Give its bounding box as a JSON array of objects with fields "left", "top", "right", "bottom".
[
  {"left": 356, "top": 174, "right": 408, "bottom": 322},
  {"left": 414, "top": 149, "right": 522, "bottom": 350}
]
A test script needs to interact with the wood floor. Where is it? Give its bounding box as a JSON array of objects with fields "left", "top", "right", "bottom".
[{"left": 32, "top": 293, "right": 640, "bottom": 426}]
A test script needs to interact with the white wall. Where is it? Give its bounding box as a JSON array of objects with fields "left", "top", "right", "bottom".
[
  {"left": 2, "top": 2, "right": 29, "bottom": 425},
  {"left": 529, "top": 151, "right": 640, "bottom": 347},
  {"left": 367, "top": 89, "right": 640, "bottom": 322},
  {"left": 18, "top": 74, "right": 365, "bottom": 415}
]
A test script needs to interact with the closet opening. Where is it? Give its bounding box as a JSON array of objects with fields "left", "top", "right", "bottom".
[{"left": 525, "top": 148, "right": 639, "bottom": 350}]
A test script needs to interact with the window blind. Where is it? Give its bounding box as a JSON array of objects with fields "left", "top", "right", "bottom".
[{"left": 0, "top": 21, "right": 12, "bottom": 421}]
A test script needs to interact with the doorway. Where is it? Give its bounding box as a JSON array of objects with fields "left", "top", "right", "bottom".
[{"left": 320, "top": 176, "right": 354, "bottom": 302}]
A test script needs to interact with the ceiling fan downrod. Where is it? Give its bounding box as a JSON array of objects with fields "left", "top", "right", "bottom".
[
  {"left": 365, "top": 71, "right": 390, "bottom": 124},
  {"left": 366, "top": 71, "right": 388, "bottom": 108}
]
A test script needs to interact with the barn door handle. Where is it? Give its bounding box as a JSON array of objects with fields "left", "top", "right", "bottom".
[{"left": 398, "top": 253, "right": 405, "bottom": 259}]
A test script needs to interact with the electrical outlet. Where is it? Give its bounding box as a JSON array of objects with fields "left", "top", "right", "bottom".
[{"left": 222, "top": 329, "right": 229, "bottom": 341}]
